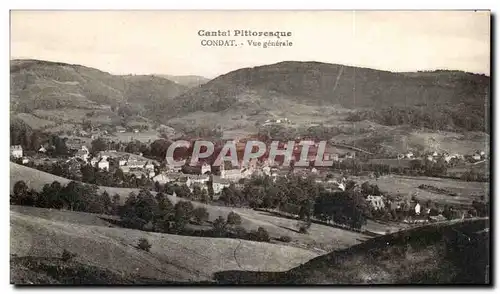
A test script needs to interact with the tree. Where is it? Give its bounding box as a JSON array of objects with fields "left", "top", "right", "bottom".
[
  {"left": 193, "top": 207, "right": 209, "bottom": 225},
  {"left": 111, "top": 194, "right": 121, "bottom": 215},
  {"left": 154, "top": 181, "right": 162, "bottom": 192},
  {"left": 212, "top": 216, "right": 227, "bottom": 237},
  {"left": 174, "top": 200, "right": 195, "bottom": 229},
  {"left": 38, "top": 181, "right": 64, "bottom": 209},
  {"left": 61, "top": 249, "right": 77, "bottom": 262},
  {"left": 91, "top": 138, "right": 107, "bottom": 153},
  {"left": 298, "top": 199, "right": 312, "bottom": 221},
  {"left": 297, "top": 220, "right": 311, "bottom": 234},
  {"left": 200, "top": 188, "right": 209, "bottom": 203},
  {"left": 134, "top": 189, "right": 158, "bottom": 224},
  {"left": 51, "top": 135, "right": 68, "bottom": 156},
  {"left": 99, "top": 191, "right": 112, "bottom": 214},
  {"left": 192, "top": 185, "right": 202, "bottom": 201},
  {"left": 11, "top": 180, "right": 28, "bottom": 205},
  {"left": 249, "top": 227, "right": 270, "bottom": 242},
  {"left": 137, "top": 238, "right": 152, "bottom": 252},
  {"left": 313, "top": 190, "right": 368, "bottom": 230},
  {"left": 227, "top": 211, "right": 242, "bottom": 225}
]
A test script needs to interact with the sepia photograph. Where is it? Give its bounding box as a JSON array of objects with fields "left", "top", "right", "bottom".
[{"left": 8, "top": 10, "right": 490, "bottom": 285}]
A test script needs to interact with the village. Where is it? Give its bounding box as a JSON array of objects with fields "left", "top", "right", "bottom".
[{"left": 9, "top": 131, "right": 489, "bottom": 229}]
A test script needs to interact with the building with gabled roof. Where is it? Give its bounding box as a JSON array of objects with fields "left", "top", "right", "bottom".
[{"left": 10, "top": 145, "right": 23, "bottom": 158}]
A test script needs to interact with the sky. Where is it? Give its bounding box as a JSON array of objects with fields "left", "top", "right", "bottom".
[{"left": 10, "top": 10, "right": 490, "bottom": 78}]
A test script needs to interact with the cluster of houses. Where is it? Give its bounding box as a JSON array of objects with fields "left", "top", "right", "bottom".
[
  {"left": 84, "top": 150, "right": 157, "bottom": 179},
  {"left": 424, "top": 151, "right": 464, "bottom": 163},
  {"left": 397, "top": 149, "right": 488, "bottom": 164},
  {"left": 262, "top": 117, "right": 291, "bottom": 126}
]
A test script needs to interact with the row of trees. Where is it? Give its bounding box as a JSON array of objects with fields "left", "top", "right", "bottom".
[
  {"left": 116, "top": 191, "right": 271, "bottom": 242},
  {"left": 11, "top": 119, "right": 69, "bottom": 156},
  {"left": 11, "top": 180, "right": 117, "bottom": 214},
  {"left": 28, "top": 161, "right": 155, "bottom": 189},
  {"left": 345, "top": 105, "right": 487, "bottom": 133},
  {"left": 215, "top": 174, "right": 372, "bottom": 230}
]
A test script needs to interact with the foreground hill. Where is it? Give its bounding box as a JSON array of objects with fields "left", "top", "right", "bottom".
[
  {"left": 10, "top": 59, "right": 187, "bottom": 114},
  {"left": 10, "top": 206, "right": 317, "bottom": 284},
  {"left": 214, "top": 217, "right": 490, "bottom": 284},
  {"left": 10, "top": 163, "right": 370, "bottom": 252}
]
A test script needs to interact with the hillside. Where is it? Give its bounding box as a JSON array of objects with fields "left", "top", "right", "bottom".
[
  {"left": 160, "top": 61, "right": 489, "bottom": 117},
  {"left": 10, "top": 163, "right": 370, "bottom": 252},
  {"left": 159, "top": 75, "right": 210, "bottom": 88},
  {"left": 10, "top": 59, "right": 187, "bottom": 115},
  {"left": 214, "top": 217, "right": 490, "bottom": 284},
  {"left": 10, "top": 206, "right": 317, "bottom": 283}
]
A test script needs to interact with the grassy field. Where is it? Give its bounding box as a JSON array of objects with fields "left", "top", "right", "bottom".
[
  {"left": 11, "top": 206, "right": 317, "bottom": 283},
  {"left": 14, "top": 113, "right": 56, "bottom": 130},
  {"left": 356, "top": 174, "right": 489, "bottom": 206},
  {"left": 10, "top": 163, "right": 369, "bottom": 253},
  {"left": 103, "top": 131, "right": 160, "bottom": 143}
]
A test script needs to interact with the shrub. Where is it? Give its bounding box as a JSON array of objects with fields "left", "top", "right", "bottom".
[
  {"left": 174, "top": 201, "right": 194, "bottom": 222},
  {"left": 234, "top": 226, "right": 248, "bottom": 239},
  {"left": 193, "top": 207, "right": 209, "bottom": 225},
  {"left": 297, "top": 220, "right": 311, "bottom": 234},
  {"left": 248, "top": 227, "right": 271, "bottom": 242},
  {"left": 212, "top": 216, "right": 227, "bottom": 237},
  {"left": 61, "top": 249, "right": 77, "bottom": 262},
  {"left": 227, "top": 211, "right": 242, "bottom": 225},
  {"left": 277, "top": 235, "right": 292, "bottom": 243},
  {"left": 137, "top": 238, "right": 152, "bottom": 252}
]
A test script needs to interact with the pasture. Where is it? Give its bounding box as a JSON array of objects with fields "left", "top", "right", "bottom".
[
  {"left": 11, "top": 206, "right": 317, "bottom": 282},
  {"left": 10, "top": 163, "right": 369, "bottom": 252}
]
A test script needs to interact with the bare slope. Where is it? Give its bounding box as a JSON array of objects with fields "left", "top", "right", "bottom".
[
  {"left": 11, "top": 206, "right": 317, "bottom": 283},
  {"left": 214, "top": 218, "right": 490, "bottom": 284},
  {"left": 10, "top": 163, "right": 369, "bottom": 252},
  {"left": 158, "top": 74, "right": 210, "bottom": 88}
]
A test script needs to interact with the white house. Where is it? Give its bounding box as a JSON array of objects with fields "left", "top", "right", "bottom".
[
  {"left": 152, "top": 172, "right": 184, "bottom": 184},
  {"left": 405, "top": 152, "right": 414, "bottom": 159},
  {"left": 90, "top": 157, "right": 99, "bottom": 167},
  {"left": 212, "top": 177, "right": 231, "bottom": 196},
  {"left": 10, "top": 145, "right": 23, "bottom": 158},
  {"left": 144, "top": 161, "right": 155, "bottom": 171},
  {"left": 414, "top": 203, "right": 421, "bottom": 215},
  {"left": 38, "top": 145, "right": 47, "bottom": 153},
  {"left": 127, "top": 159, "right": 147, "bottom": 169},
  {"left": 188, "top": 174, "right": 210, "bottom": 186},
  {"left": 173, "top": 176, "right": 191, "bottom": 187},
  {"left": 201, "top": 163, "right": 212, "bottom": 175},
  {"left": 366, "top": 195, "right": 385, "bottom": 210},
  {"left": 74, "top": 146, "right": 89, "bottom": 162},
  {"left": 472, "top": 153, "right": 482, "bottom": 161},
  {"left": 221, "top": 167, "right": 243, "bottom": 181},
  {"left": 97, "top": 158, "right": 109, "bottom": 171}
]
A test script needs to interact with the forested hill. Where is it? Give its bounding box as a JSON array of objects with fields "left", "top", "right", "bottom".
[
  {"left": 10, "top": 59, "right": 188, "bottom": 113},
  {"left": 157, "top": 61, "right": 489, "bottom": 119}
]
